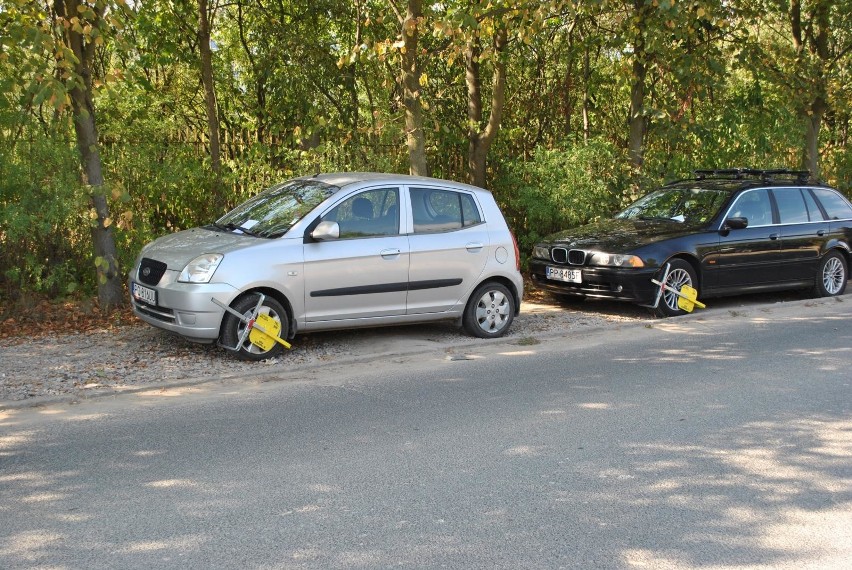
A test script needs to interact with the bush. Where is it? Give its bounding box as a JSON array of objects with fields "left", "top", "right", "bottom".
[
  {"left": 492, "top": 139, "right": 633, "bottom": 266},
  {"left": 0, "top": 137, "right": 94, "bottom": 300}
]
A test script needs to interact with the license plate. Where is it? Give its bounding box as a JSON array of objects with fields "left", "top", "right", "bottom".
[
  {"left": 132, "top": 282, "right": 157, "bottom": 305},
  {"left": 546, "top": 266, "right": 582, "bottom": 283}
]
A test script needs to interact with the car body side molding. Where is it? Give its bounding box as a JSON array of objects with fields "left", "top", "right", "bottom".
[{"left": 310, "top": 278, "right": 463, "bottom": 297}]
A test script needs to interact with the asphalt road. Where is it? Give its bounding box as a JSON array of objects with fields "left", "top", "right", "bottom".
[{"left": 1, "top": 298, "right": 850, "bottom": 569}]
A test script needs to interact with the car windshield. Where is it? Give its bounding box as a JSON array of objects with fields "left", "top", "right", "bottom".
[
  {"left": 616, "top": 186, "right": 729, "bottom": 224},
  {"left": 213, "top": 179, "right": 337, "bottom": 238}
]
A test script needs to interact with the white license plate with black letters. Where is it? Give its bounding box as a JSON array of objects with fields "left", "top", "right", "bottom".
[
  {"left": 546, "top": 266, "right": 582, "bottom": 283},
  {"left": 132, "top": 282, "right": 157, "bottom": 305}
]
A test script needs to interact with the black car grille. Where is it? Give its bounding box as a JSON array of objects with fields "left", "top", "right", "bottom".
[
  {"left": 134, "top": 301, "right": 175, "bottom": 322},
  {"left": 138, "top": 258, "right": 168, "bottom": 286},
  {"left": 568, "top": 249, "right": 586, "bottom": 265},
  {"left": 551, "top": 248, "right": 587, "bottom": 265}
]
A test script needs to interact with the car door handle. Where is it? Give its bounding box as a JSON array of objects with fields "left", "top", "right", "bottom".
[
  {"left": 380, "top": 248, "right": 401, "bottom": 258},
  {"left": 465, "top": 242, "right": 484, "bottom": 252},
  {"left": 769, "top": 233, "right": 779, "bottom": 240},
  {"left": 817, "top": 230, "right": 826, "bottom": 236}
]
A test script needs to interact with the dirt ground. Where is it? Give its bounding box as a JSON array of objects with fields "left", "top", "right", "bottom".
[{"left": 0, "top": 295, "right": 648, "bottom": 404}]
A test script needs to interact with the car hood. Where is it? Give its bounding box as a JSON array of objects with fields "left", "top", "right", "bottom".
[
  {"left": 544, "top": 218, "right": 703, "bottom": 252},
  {"left": 140, "top": 227, "right": 260, "bottom": 269}
]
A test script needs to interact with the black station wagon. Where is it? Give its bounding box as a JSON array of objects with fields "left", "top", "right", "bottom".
[{"left": 530, "top": 169, "right": 851, "bottom": 316}]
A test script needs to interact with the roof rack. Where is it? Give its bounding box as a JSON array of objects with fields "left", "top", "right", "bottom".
[{"left": 693, "top": 168, "right": 811, "bottom": 183}]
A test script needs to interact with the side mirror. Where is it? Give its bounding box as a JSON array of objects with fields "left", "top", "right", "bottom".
[
  {"left": 311, "top": 220, "right": 340, "bottom": 241},
  {"left": 724, "top": 217, "right": 749, "bottom": 230}
]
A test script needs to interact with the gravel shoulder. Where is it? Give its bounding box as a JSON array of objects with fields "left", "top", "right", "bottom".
[
  {"left": 0, "top": 298, "right": 647, "bottom": 404},
  {"left": 4, "top": 290, "right": 844, "bottom": 406}
]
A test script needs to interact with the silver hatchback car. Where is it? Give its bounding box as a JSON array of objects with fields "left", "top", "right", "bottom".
[{"left": 129, "top": 173, "right": 524, "bottom": 360}]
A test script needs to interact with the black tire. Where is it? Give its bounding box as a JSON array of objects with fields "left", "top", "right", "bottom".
[
  {"left": 813, "top": 251, "right": 848, "bottom": 297},
  {"left": 654, "top": 259, "right": 698, "bottom": 318},
  {"left": 220, "top": 294, "right": 289, "bottom": 361},
  {"left": 462, "top": 282, "right": 516, "bottom": 338}
]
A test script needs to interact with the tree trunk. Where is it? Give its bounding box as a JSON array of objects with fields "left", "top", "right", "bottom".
[
  {"left": 400, "top": 0, "right": 428, "bottom": 176},
  {"left": 582, "top": 43, "right": 591, "bottom": 143},
  {"left": 465, "top": 26, "right": 508, "bottom": 189},
  {"left": 791, "top": 0, "right": 830, "bottom": 181},
  {"left": 627, "top": 0, "right": 648, "bottom": 171},
  {"left": 236, "top": 1, "right": 267, "bottom": 142},
  {"left": 57, "top": 0, "right": 123, "bottom": 310},
  {"left": 345, "top": 0, "right": 364, "bottom": 155},
  {"left": 803, "top": 99, "right": 826, "bottom": 179},
  {"left": 197, "top": 0, "right": 223, "bottom": 198}
]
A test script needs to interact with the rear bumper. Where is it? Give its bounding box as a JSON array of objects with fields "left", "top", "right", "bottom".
[{"left": 529, "top": 260, "right": 659, "bottom": 305}]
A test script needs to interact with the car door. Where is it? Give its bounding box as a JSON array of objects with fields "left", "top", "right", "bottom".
[
  {"left": 813, "top": 187, "right": 852, "bottom": 248},
  {"left": 406, "top": 186, "right": 489, "bottom": 314},
  {"left": 771, "top": 187, "right": 830, "bottom": 282},
  {"left": 711, "top": 188, "right": 783, "bottom": 289},
  {"left": 303, "top": 187, "right": 410, "bottom": 322}
]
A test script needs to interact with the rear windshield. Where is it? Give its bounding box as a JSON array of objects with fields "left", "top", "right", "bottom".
[{"left": 212, "top": 179, "right": 337, "bottom": 238}]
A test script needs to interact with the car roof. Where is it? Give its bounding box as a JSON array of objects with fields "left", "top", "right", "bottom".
[
  {"left": 296, "top": 172, "right": 489, "bottom": 193},
  {"left": 664, "top": 169, "right": 835, "bottom": 194},
  {"left": 665, "top": 179, "right": 744, "bottom": 193}
]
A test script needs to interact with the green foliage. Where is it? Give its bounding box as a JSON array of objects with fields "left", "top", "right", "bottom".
[
  {"left": 824, "top": 145, "right": 852, "bottom": 197},
  {"left": 2, "top": 0, "right": 851, "bottom": 303},
  {"left": 494, "top": 139, "right": 632, "bottom": 265},
  {"left": 642, "top": 70, "right": 805, "bottom": 181},
  {"left": 0, "top": 136, "right": 94, "bottom": 299}
]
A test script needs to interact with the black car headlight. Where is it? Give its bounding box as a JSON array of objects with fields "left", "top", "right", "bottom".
[
  {"left": 532, "top": 245, "right": 551, "bottom": 260},
  {"left": 588, "top": 252, "right": 645, "bottom": 268}
]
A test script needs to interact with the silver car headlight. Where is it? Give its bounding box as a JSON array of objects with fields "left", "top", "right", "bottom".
[
  {"left": 589, "top": 252, "right": 645, "bottom": 268},
  {"left": 179, "top": 254, "right": 224, "bottom": 283},
  {"left": 533, "top": 245, "right": 551, "bottom": 260}
]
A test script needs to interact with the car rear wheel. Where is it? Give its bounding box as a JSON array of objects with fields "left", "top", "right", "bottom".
[
  {"left": 813, "top": 251, "right": 847, "bottom": 297},
  {"left": 463, "top": 282, "right": 515, "bottom": 338},
  {"left": 654, "top": 259, "right": 697, "bottom": 318},
  {"left": 220, "top": 294, "right": 289, "bottom": 361}
]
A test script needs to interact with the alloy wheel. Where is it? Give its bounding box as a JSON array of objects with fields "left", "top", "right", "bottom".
[
  {"left": 822, "top": 256, "right": 845, "bottom": 295},
  {"left": 663, "top": 268, "right": 693, "bottom": 311}
]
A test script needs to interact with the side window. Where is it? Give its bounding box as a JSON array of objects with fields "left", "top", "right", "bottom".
[
  {"left": 323, "top": 188, "right": 399, "bottom": 238},
  {"left": 460, "top": 193, "right": 482, "bottom": 227},
  {"left": 730, "top": 188, "right": 773, "bottom": 226},
  {"left": 802, "top": 189, "right": 825, "bottom": 221},
  {"left": 410, "top": 188, "right": 481, "bottom": 233},
  {"left": 771, "top": 188, "right": 809, "bottom": 224},
  {"left": 813, "top": 188, "right": 852, "bottom": 220}
]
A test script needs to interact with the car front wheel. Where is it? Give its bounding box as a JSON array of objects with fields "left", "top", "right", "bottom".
[
  {"left": 463, "top": 282, "right": 516, "bottom": 338},
  {"left": 220, "top": 294, "right": 289, "bottom": 361},
  {"left": 813, "top": 251, "right": 848, "bottom": 297},
  {"left": 654, "top": 259, "right": 698, "bottom": 318}
]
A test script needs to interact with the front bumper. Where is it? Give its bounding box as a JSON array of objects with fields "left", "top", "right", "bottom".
[
  {"left": 129, "top": 269, "right": 240, "bottom": 343},
  {"left": 529, "top": 259, "right": 659, "bottom": 304}
]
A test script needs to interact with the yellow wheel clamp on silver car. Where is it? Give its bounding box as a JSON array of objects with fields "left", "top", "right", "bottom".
[{"left": 211, "top": 294, "right": 293, "bottom": 352}]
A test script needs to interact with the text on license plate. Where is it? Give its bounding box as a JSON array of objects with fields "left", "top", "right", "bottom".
[
  {"left": 546, "top": 266, "right": 582, "bottom": 283},
  {"left": 132, "top": 282, "right": 157, "bottom": 305}
]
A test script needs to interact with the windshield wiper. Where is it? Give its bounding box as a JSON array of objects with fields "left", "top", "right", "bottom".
[
  {"left": 255, "top": 223, "right": 291, "bottom": 239},
  {"left": 214, "top": 222, "right": 260, "bottom": 236},
  {"left": 637, "top": 215, "right": 676, "bottom": 222}
]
